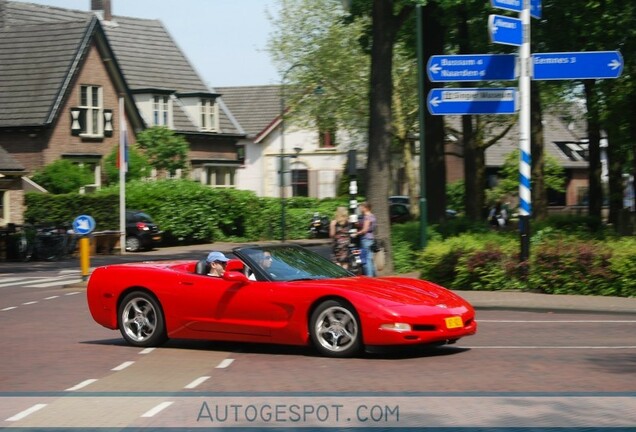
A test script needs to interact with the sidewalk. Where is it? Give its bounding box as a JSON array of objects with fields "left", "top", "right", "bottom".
[{"left": 3, "top": 239, "right": 635, "bottom": 314}]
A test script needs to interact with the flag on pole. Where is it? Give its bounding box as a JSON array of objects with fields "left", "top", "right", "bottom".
[{"left": 117, "top": 99, "right": 128, "bottom": 173}]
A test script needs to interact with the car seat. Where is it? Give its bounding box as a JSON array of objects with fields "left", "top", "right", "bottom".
[{"left": 194, "top": 259, "right": 210, "bottom": 275}]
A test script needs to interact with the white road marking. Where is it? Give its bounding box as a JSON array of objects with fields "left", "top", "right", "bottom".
[
  {"left": 5, "top": 403, "right": 47, "bottom": 421},
  {"left": 28, "top": 277, "right": 81, "bottom": 288},
  {"left": 65, "top": 379, "right": 98, "bottom": 391},
  {"left": 21, "top": 301, "right": 38, "bottom": 305},
  {"left": 479, "top": 319, "right": 636, "bottom": 323},
  {"left": 0, "top": 274, "right": 80, "bottom": 288},
  {"left": 1, "top": 306, "right": 17, "bottom": 311},
  {"left": 139, "top": 348, "right": 155, "bottom": 354},
  {"left": 216, "top": 358, "right": 234, "bottom": 368},
  {"left": 112, "top": 361, "right": 135, "bottom": 371},
  {"left": 64, "top": 291, "right": 81, "bottom": 296},
  {"left": 43, "top": 296, "right": 59, "bottom": 300},
  {"left": 184, "top": 376, "right": 210, "bottom": 389},
  {"left": 141, "top": 401, "right": 174, "bottom": 418}
]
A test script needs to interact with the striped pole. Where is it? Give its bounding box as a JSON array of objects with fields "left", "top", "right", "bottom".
[{"left": 518, "top": 1, "right": 531, "bottom": 262}]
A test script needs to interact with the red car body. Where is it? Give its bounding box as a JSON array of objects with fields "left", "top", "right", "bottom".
[{"left": 87, "top": 244, "right": 477, "bottom": 357}]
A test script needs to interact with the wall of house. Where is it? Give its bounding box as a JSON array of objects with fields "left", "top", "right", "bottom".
[
  {"left": 0, "top": 178, "right": 25, "bottom": 225},
  {"left": 567, "top": 169, "right": 588, "bottom": 207},
  {"left": 235, "top": 137, "right": 264, "bottom": 196},
  {"left": 45, "top": 44, "right": 126, "bottom": 166}
]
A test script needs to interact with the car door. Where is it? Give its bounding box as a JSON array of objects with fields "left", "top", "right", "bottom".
[{"left": 175, "top": 273, "right": 273, "bottom": 336}]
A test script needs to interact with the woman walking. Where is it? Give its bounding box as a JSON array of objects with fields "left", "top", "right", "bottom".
[{"left": 329, "top": 207, "right": 350, "bottom": 269}]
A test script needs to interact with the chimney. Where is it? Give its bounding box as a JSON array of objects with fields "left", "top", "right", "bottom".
[{"left": 91, "top": 0, "right": 112, "bottom": 21}]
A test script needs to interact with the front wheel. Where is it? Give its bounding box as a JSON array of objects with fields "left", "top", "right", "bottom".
[
  {"left": 310, "top": 300, "right": 362, "bottom": 358},
  {"left": 118, "top": 291, "right": 167, "bottom": 347}
]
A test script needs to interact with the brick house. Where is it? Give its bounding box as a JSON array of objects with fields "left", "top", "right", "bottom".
[{"left": 0, "top": 0, "right": 245, "bottom": 225}]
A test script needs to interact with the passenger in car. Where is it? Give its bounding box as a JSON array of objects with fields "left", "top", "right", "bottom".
[{"left": 248, "top": 251, "right": 273, "bottom": 280}]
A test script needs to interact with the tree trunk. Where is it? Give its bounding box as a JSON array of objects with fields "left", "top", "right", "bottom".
[
  {"left": 606, "top": 126, "right": 623, "bottom": 228},
  {"left": 530, "top": 81, "right": 547, "bottom": 220},
  {"left": 422, "top": 1, "right": 446, "bottom": 224},
  {"left": 366, "top": 0, "right": 398, "bottom": 274},
  {"left": 584, "top": 80, "right": 603, "bottom": 221}
]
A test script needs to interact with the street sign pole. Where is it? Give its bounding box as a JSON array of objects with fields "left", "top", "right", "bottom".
[{"left": 518, "top": 0, "right": 531, "bottom": 264}]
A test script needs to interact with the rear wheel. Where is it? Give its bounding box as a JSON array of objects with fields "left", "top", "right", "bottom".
[
  {"left": 310, "top": 300, "right": 361, "bottom": 358},
  {"left": 118, "top": 291, "right": 166, "bottom": 347}
]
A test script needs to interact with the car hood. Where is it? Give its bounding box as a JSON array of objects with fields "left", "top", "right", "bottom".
[{"left": 295, "top": 276, "right": 467, "bottom": 307}]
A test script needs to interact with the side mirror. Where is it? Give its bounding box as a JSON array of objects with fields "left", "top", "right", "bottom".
[{"left": 223, "top": 271, "right": 249, "bottom": 283}]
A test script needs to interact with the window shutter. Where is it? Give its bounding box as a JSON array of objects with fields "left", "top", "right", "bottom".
[
  {"left": 70, "top": 107, "right": 87, "bottom": 136},
  {"left": 103, "top": 109, "right": 113, "bottom": 137}
]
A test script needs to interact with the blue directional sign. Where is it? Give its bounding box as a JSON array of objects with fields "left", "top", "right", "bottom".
[
  {"left": 427, "top": 87, "right": 517, "bottom": 115},
  {"left": 491, "top": 0, "right": 541, "bottom": 19},
  {"left": 491, "top": 0, "right": 522, "bottom": 13},
  {"left": 427, "top": 54, "right": 517, "bottom": 82},
  {"left": 488, "top": 15, "right": 523, "bottom": 46},
  {"left": 530, "top": 0, "right": 542, "bottom": 19},
  {"left": 532, "top": 51, "right": 623, "bottom": 80},
  {"left": 73, "top": 214, "right": 96, "bottom": 235}
]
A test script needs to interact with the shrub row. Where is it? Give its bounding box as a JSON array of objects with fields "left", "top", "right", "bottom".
[
  {"left": 24, "top": 180, "right": 349, "bottom": 244},
  {"left": 414, "top": 231, "right": 636, "bottom": 298}
]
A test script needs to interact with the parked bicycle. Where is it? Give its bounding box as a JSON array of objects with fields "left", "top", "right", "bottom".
[{"left": 13, "top": 223, "right": 76, "bottom": 262}]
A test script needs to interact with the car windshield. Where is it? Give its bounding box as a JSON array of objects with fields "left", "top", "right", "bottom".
[{"left": 233, "top": 244, "right": 353, "bottom": 282}]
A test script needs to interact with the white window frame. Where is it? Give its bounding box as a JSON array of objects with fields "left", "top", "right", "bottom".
[
  {"left": 153, "top": 95, "right": 170, "bottom": 126},
  {"left": 79, "top": 85, "right": 103, "bottom": 137},
  {"left": 200, "top": 99, "right": 218, "bottom": 132},
  {"left": 203, "top": 166, "right": 235, "bottom": 188}
]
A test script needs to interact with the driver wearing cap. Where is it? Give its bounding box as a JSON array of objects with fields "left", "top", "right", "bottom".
[{"left": 206, "top": 251, "right": 229, "bottom": 277}]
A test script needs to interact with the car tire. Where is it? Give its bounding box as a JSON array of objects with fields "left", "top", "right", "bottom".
[
  {"left": 310, "top": 300, "right": 362, "bottom": 358},
  {"left": 118, "top": 291, "right": 167, "bottom": 347},
  {"left": 126, "top": 236, "right": 141, "bottom": 252}
]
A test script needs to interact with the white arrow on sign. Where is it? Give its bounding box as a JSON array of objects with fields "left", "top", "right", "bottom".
[
  {"left": 429, "top": 63, "right": 442, "bottom": 74},
  {"left": 609, "top": 59, "right": 621, "bottom": 70},
  {"left": 430, "top": 97, "right": 441, "bottom": 107}
]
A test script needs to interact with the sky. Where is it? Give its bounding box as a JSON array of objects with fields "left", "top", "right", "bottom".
[{"left": 12, "top": 0, "right": 281, "bottom": 87}]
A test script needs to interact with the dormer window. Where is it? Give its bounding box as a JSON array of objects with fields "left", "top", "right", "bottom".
[
  {"left": 153, "top": 95, "right": 170, "bottom": 126},
  {"left": 201, "top": 98, "right": 218, "bottom": 132}
]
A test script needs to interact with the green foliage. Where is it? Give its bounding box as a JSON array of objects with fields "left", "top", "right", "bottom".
[
  {"left": 396, "top": 227, "right": 636, "bottom": 297},
  {"left": 487, "top": 149, "right": 565, "bottom": 205},
  {"left": 135, "top": 127, "right": 189, "bottom": 175},
  {"left": 30, "top": 160, "right": 94, "bottom": 194},
  {"left": 446, "top": 180, "right": 465, "bottom": 214},
  {"left": 102, "top": 144, "right": 151, "bottom": 184}
]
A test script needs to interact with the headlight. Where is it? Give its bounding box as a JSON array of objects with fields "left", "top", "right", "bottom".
[{"left": 379, "top": 323, "right": 412, "bottom": 332}]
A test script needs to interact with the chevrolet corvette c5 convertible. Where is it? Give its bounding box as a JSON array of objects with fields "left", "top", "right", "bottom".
[{"left": 86, "top": 244, "right": 477, "bottom": 357}]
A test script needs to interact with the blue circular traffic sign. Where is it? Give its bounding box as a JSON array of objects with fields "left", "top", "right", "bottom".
[{"left": 73, "top": 215, "right": 96, "bottom": 235}]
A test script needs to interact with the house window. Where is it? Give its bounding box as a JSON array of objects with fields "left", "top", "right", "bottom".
[
  {"left": 291, "top": 169, "right": 308, "bottom": 197},
  {"left": 201, "top": 99, "right": 217, "bottom": 131},
  {"left": 204, "top": 166, "right": 235, "bottom": 188},
  {"left": 153, "top": 95, "right": 170, "bottom": 126},
  {"left": 79, "top": 85, "right": 103, "bottom": 136},
  {"left": 319, "top": 130, "right": 336, "bottom": 148}
]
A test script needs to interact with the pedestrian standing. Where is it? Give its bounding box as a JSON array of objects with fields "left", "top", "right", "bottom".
[
  {"left": 330, "top": 207, "right": 350, "bottom": 269},
  {"left": 354, "top": 201, "right": 377, "bottom": 277}
]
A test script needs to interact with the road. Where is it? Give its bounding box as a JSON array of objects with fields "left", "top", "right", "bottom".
[{"left": 1, "top": 253, "right": 635, "bottom": 429}]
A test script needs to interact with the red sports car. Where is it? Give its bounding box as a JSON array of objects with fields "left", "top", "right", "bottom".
[{"left": 87, "top": 244, "right": 477, "bottom": 358}]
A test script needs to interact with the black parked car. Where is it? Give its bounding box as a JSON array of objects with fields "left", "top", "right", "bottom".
[{"left": 125, "top": 210, "right": 162, "bottom": 252}]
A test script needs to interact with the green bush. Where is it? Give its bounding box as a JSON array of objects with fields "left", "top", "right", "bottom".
[{"left": 30, "top": 160, "right": 94, "bottom": 194}]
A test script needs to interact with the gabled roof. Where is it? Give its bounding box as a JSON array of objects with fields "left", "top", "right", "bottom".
[
  {"left": 0, "top": 18, "right": 96, "bottom": 127},
  {"left": 216, "top": 85, "right": 282, "bottom": 139},
  {"left": 1, "top": 0, "right": 242, "bottom": 135}
]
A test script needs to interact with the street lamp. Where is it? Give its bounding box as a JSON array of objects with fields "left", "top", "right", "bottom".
[{"left": 279, "top": 63, "right": 306, "bottom": 242}]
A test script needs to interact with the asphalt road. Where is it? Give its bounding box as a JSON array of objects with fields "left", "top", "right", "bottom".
[{"left": 1, "top": 263, "right": 635, "bottom": 429}]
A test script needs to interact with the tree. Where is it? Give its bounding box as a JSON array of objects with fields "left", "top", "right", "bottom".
[
  {"left": 487, "top": 149, "right": 565, "bottom": 206},
  {"left": 30, "top": 159, "right": 94, "bottom": 194},
  {"left": 102, "top": 144, "right": 151, "bottom": 184},
  {"left": 135, "top": 126, "right": 189, "bottom": 177}
]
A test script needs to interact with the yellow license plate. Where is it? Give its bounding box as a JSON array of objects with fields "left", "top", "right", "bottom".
[{"left": 445, "top": 316, "right": 463, "bottom": 329}]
